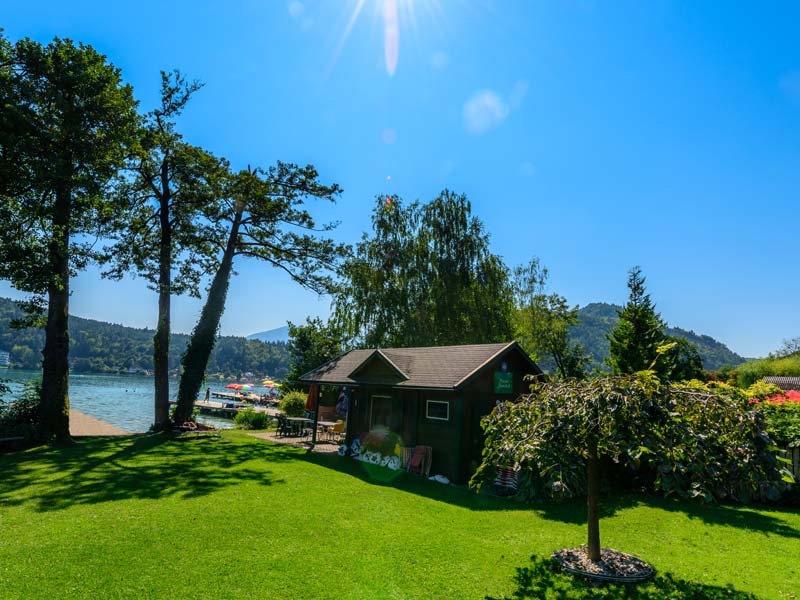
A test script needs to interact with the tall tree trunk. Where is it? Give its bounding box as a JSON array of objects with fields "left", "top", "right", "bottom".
[
  {"left": 586, "top": 437, "right": 601, "bottom": 561},
  {"left": 172, "top": 215, "right": 241, "bottom": 423},
  {"left": 40, "top": 184, "right": 71, "bottom": 443},
  {"left": 153, "top": 180, "right": 172, "bottom": 431}
]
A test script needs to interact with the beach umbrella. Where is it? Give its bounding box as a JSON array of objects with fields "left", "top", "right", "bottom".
[
  {"left": 225, "top": 383, "right": 239, "bottom": 389},
  {"left": 239, "top": 384, "right": 253, "bottom": 391},
  {"left": 305, "top": 384, "right": 318, "bottom": 411}
]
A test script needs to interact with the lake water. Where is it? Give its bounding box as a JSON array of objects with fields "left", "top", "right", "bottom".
[{"left": 0, "top": 369, "right": 248, "bottom": 432}]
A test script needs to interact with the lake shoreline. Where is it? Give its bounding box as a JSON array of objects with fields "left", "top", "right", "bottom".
[
  {"left": 70, "top": 409, "right": 131, "bottom": 436},
  {"left": 2, "top": 369, "right": 236, "bottom": 432}
]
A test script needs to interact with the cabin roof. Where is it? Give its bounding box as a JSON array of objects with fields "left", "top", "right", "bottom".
[{"left": 298, "top": 341, "right": 541, "bottom": 390}]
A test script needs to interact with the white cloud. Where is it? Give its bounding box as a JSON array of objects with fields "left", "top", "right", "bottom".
[
  {"left": 780, "top": 71, "right": 800, "bottom": 103},
  {"left": 509, "top": 80, "right": 529, "bottom": 108},
  {"left": 381, "top": 128, "right": 397, "bottom": 144},
  {"left": 288, "top": 1, "right": 305, "bottom": 19},
  {"left": 462, "top": 90, "right": 509, "bottom": 134},
  {"left": 430, "top": 51, "right": 449, "bottom": 71}
]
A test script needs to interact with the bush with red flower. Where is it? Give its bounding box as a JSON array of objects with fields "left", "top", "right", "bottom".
[{"left": 361, "top": 427, "right": 402, "bottom": 456}]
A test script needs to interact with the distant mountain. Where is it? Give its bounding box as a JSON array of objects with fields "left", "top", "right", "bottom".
[
  {"left": 247, "top": 325, "right": 290, "bottom": 343},
  {"left": 0, "top": 297, "right": 290, "bottom": 377},
  {"left": 572, "top": 302, "right": 746, "bottom": 371}
]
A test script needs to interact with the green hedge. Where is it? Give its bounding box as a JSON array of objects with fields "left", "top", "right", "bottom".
[
  {"left": 233, "top": 408, "right": 270, "bottom": 430},
  {"left": 474, "top": 377, "right": 791, "bottom": 504},
  {"left": 737, "top": 355, "right": 800, "bottom": 387},
  {"left": 0, "top": 379, "right": 41, "bottom": 441},
  {"left": 757, "top": 402, "right": 800, "bottom": 448},
  {"left": 279, "top": 391, "right": 307, "bottom": 417}
]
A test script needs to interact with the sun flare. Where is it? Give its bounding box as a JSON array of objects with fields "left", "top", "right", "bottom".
[{"left": 330, "top": 0, "right": 444, "bottom": 77}]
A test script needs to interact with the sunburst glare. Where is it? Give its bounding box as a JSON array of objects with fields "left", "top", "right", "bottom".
[
  {"left": 328, "top": 0, "right": 447, "bottom": 77},
  {"left": 383, "top": 0, "right": 399, "bottom": 75}
]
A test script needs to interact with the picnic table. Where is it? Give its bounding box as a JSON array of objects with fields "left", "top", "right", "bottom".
[
  {"left": 285, "top": 416, "right": 312, "bottom": 437},
  {"left": 316, "top": 420, "right": 338, "bottom": 441}
]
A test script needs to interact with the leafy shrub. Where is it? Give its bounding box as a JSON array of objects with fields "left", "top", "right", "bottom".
[
  {"left": 233, "top": 408, "right": 270, "bottom": 430},
  {"left": 755, "top": 401, "right": 800, "bottom": 448},
  {"left": 487, "top": 555, "right": 758, "bottom": 600},
  {"left": 664, "top": 381, "right": 791, "bottom": 502},
  {"left": 279, "top": 391, "right": 307, "bottom": 417},
  {"left": 473, "top": 375, "right": 792, "bottom": 504},
  {"left": 0, "top": 380, "right": 41, "bottom": 441},
  {"left": 743, "top": 381, "right": 783, "bottom": 402},
  {"left": 737, "top": 355, "right": 800, "bottom": 387}
]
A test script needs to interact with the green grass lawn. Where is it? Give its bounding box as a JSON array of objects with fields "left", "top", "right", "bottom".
[{"left": 0, "top": 431, "right": 798, "bottom": 599}]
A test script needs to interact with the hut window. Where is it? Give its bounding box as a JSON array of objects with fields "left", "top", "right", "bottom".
[
  {"left": 370, "top": 395, "right": 394, "bottom": 429},
  {"left": 426, "top": 400, "right": 449, "bottom": 421}
]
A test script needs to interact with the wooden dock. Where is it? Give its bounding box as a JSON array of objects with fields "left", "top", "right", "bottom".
[
  {"left": 210, "top": 391, "right": 244, "bottom": 400},
  {"left": 170, "top": 400, "right": 279, "bottom": 420}
]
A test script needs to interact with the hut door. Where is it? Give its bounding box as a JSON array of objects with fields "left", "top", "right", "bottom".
[{"left": 370, "top": 394, "right": 402, "bottom": 432}]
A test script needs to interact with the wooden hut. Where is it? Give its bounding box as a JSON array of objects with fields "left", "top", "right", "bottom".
[{"left": 299, "top": 341, "right": 542, "bottom": 484}]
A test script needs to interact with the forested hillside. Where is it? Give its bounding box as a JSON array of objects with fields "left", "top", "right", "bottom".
[
  {"left": 573, "top": 302, "right": 746, "bottom": 371},
  {"left": 0, "top": 296, "right": 745, "bottom": 376},
  {"left": 0, "top": 297, "right": 290, "bottom": 377}
]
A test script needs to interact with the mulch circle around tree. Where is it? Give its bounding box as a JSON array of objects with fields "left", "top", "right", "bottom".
[{"left": 552, "top": 547, "right": 655, "bottom": 584}]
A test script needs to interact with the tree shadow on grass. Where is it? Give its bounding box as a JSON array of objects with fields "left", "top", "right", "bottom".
[
  {"left": 0, "top": 432, "right": 301, "bottom": 512},
  {"left": 301, "top": 450, "right": 530, "bottom": 512},
  {"left": 300, "top": 451, "right": 800, "bottom": 540},
  {"left": 533, "top": 492, "right": 800, "bottom": 540},
  {"left": 488, "top": 555, "right": 761, "bottom": 600}
]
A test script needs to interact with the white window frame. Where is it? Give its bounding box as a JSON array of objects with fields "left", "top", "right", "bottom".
[{"left": 426, "top": 399, "right": 449, "bottom": 421}]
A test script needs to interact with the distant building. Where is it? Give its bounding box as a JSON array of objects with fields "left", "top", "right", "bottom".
[
  {"left": 0, "top": 350, "right": 10, "bottom": 368},
  {"left": 763, "top": 376, "right": 800, "bottom": 391}
]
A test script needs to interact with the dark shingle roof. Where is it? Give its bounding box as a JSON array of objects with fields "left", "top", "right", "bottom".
[
  {"left": 299, "top": 341, "right": 539, "bottom": 390},
  {"left": 763, "top": 376, "right": 800, "bottom": 391}
]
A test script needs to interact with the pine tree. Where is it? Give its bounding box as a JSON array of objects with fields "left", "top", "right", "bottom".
[
  {"left": 0, "top": 35, "right": 138, "bottom": 442},
  {"left": 172, "top": 164, "right": 344, "bottom": 424},
  {"left": 607, "top": 266, "right": 666, "bottom": 374}
]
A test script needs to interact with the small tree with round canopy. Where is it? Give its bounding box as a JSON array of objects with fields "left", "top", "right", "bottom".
[
  {"left": 473, "top": 373, "right": 792, "bottom": 566},
  {"left": 479, "top": 374, "right": 668, "bottom": 561}
]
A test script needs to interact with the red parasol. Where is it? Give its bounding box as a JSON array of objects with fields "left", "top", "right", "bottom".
[{"left": 305, "top": 384, "right": 318, "bottom": 411}]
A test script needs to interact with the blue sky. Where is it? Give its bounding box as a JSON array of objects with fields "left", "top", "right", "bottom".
[{"left": 2, "top": 1, "right": 799, "bottom": 357}]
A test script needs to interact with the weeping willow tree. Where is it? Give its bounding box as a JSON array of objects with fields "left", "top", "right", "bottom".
[
  {"left": 172, "top": 164, "right": 346, "bottom": 423},
  {"left": 332, "top": 190, "right": 515, "bottom": 348}
]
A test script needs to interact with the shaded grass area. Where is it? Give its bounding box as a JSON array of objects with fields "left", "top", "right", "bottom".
[{"left": 0, "top": 431, "right": 798, "bottom": 599}]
